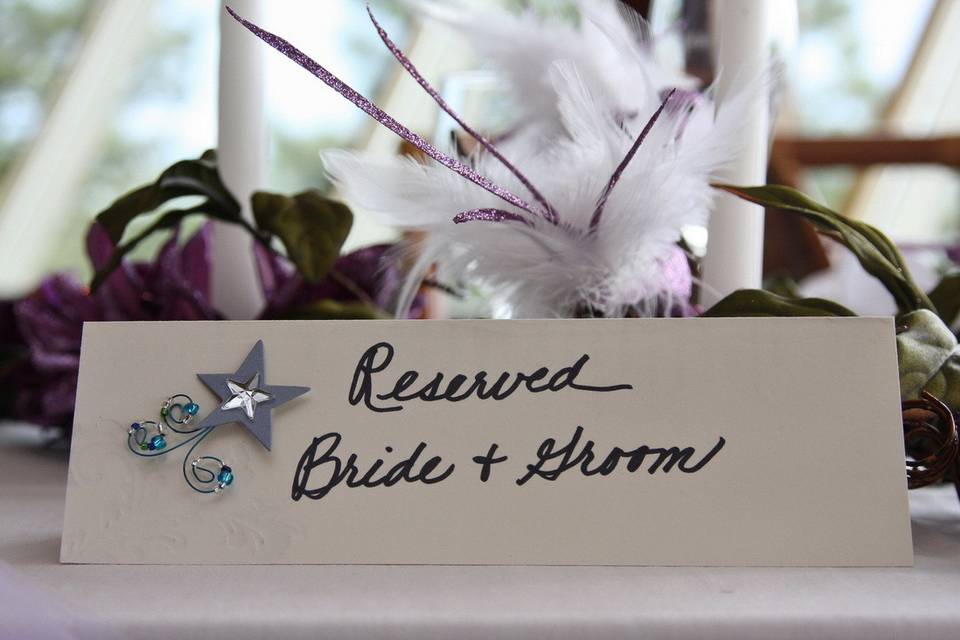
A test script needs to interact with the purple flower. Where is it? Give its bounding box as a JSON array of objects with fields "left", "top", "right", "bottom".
[
  {"left": 86, "top": 222, "right": 219, "bottom": 321},
  {"left": 256, "top": 242, "right": 425, "bottom": 319},
  {"left": 3, "top": 223, "right": 219, "bottom": 430},
  {"left": 1, "top": 222, "right": 425, "bottom": 431}
]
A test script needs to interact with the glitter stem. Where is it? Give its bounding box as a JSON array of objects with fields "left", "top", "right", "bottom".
[
  {"left": 366, "top": 5, "right": 558, "bottom": 225},
  {"left": 453, "top": 208, "right": 534, "bottom": 226},
  {"left": 225, "top": 6, "right": 538, "bottom": 221},
  {"left": 589, "top": 89, "right": 676, "bottom": 233}
]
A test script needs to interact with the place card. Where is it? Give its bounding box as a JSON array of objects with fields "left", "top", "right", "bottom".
[{"left": 61, "top": 318, "right": 912, "bottom": 565}]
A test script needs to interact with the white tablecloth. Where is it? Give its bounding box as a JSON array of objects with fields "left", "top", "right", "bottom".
[{"left": 2, "top": 436, "right": 959, "bottom": 640}]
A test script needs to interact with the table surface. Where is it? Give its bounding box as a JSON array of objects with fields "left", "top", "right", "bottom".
[{"left": 2, "top": 436, "right": 960, "bottom": 640}]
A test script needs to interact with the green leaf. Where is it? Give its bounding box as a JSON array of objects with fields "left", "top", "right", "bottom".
[
  {"left": 762, "top": 274, "right": 801, "bottom": 299},
  {"left": 896, "top": 309, "right": 959, "bottom": 407},
  {"left": 920, "top": 354, "right": 960, "bottom": 414},
  {"left": 928, "top": 268, "right": 960, "bottom": 328},
  {"left": 273, "top": 299, "right": 386, "bottom": 320},
  {"left": 95, "top": 149, "right": 239, "bottom": 244},
  {"left": 713, "top": 184, "right": 933, "bottom": 314},
  {"left": 703, "top": 289, "right": 857, "bottom": 318},
  {"left": 89, "top": 150, "right": 248, "bottom": 292},
  {"left": 252, "top": 190, "right": 353, "bottom": 283}
]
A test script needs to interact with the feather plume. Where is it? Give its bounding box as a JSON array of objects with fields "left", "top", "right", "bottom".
[
  {"left": 325, "top": 70, "right": 761, "bottom": 317},
  {"left": 325, "top": 2, "right": 766, "bottom": 318},
  {"left": 410, "top": 0, "right": 697, "bottom": 140},
  {"left": 227, "top": 2, "right": 768, "bottom": 318}
]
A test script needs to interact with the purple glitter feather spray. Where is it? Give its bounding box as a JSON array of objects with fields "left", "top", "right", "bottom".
[
  {"left": 225, "top": 6, "right": 541, "bottom": 226},
  {"left": 226, "top": 6, "right": 681, "bottom": 239},
  {"left": 221, "top": 4, "right": 710, "bottom": 321},
  {"left": 364, "top": 5, "right": 558, "bottom": 225}
]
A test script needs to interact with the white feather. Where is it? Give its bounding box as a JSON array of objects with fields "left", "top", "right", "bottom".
[
  {"left": 322, "top": 0, "right": 768, "bottom": 318},
  {"left": 410, "top": 0, "right": 695, "bottom": 138}
]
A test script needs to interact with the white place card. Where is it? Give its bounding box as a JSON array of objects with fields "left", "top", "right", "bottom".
[{"left": 62, "top": 318, "right": 912, "bottom": 565}]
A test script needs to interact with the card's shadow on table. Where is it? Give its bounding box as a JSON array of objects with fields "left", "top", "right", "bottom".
[
  {"left": 0, "top": 536, "right": 61, "bottom": 566},
  {"left": 911, "top": 513, "right": 960, "bottom": 568},
  {"left": 0, "top": 437, "right": 70, "bottom": 568}
]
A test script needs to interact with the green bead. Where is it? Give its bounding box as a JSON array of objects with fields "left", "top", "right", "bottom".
[
  {"left": 139, "top": 442, "right": 148, "bottom": 451},
  {"left": 160, "top": 407, "right": 168, "bottom": 416}
]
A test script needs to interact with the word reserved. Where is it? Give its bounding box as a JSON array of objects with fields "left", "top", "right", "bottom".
[{"left": 292, "top": 341, "right": 726, "bottom": 501}]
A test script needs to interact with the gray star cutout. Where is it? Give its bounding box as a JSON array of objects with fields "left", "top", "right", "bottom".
[{"left": 195, "top": 340, "right": 309, "bottom": 450}]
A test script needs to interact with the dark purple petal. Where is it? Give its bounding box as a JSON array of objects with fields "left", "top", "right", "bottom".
[
  {"left": 330, "top": 244, "right": 426, "bottom": 318},
  {"left": 256, "top": 242, "right": 425, "bottom": 319},
  {"left": 27, "top": 349, "right": 80, "bottom": 373},
  {"left": 85, "top": 221, "right": 117, "bottom": 271},
  {"left": 180, "top": 223, "right": 213, "bottom": 299},
  {"left": 38, "top": 374, "right": 78, "bottom": 426},
  {"left": 93, "top": 259, "right": 149, "bottom": 320},
  {"left": 156, "top": 226, "right": 182, "bottom": 274},
  {"left": 152, "top": 227, "right": 220, "bottom": 321},
  {"left": 333, "top": 244, "right": 392, "bottom": 295},
  {"left": 16, "top": 276, "right": 93, "bottom": 350},
  {"left": 255, "top": 245, "right": 307, "bottom": 318},
  {"left": 86, "top": 217, "right": 153, "bottom": 320},
  {"left": 254, "top": 242, "right": 293, "bottom": 301}
]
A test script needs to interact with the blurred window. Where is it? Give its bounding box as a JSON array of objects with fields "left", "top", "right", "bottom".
[
  {"left": 0, "top": 0, "right": 93, "bottom": 176},
  {"left": 0, "top": 0, "right": 410, "bottom": 295},
  {"left": 786, "top": 0, "right": 955, "bottom": 246},
  {"left": 787, "top": 0, "right": 935, "bottom": 136},
  {"left": 652, "top": 0, "right": 950, "bottom": 244}
]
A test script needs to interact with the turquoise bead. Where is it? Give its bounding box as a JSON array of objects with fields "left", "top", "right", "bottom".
[
  {"left": 185, "top": 402, "right": 200, "bottom": 416},
  {"left": 149, "top": 435, "right": 167, "bottom": 451},
  {"left": 217, "top": 466, "right": 234, "bottom": 486}
]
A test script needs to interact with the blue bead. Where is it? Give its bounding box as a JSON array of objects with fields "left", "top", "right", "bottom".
[
  {"left": 217, "top": 466, "right": 234, "bottom": 486},
  {"left": 185, "top": 402, "right": 200, "bottom": 416},
  {"left": 150, "top": 435, "right": 166, "bottom": 451},
  {"left": 130, "top": 422, "right": 140, "bottom": 431}
]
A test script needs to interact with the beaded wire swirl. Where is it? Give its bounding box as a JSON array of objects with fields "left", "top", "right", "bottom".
[{"left": 127, "top": 394, "right": 234, "bottom": 494}]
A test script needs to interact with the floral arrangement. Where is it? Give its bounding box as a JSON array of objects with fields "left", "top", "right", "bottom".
[
  {"left": 2, "top": 1, "right": 957, "bottom": 498},
  {"left": 0, "top": 151, "right": 421, "bottom": 432}
]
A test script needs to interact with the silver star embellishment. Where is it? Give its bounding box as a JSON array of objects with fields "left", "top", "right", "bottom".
[
  {"left": 221, "top": 373, "right": 273, "bottom": 420},
  {"left": 195, "top": 341, "right": 309, "bottom": 450}
]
